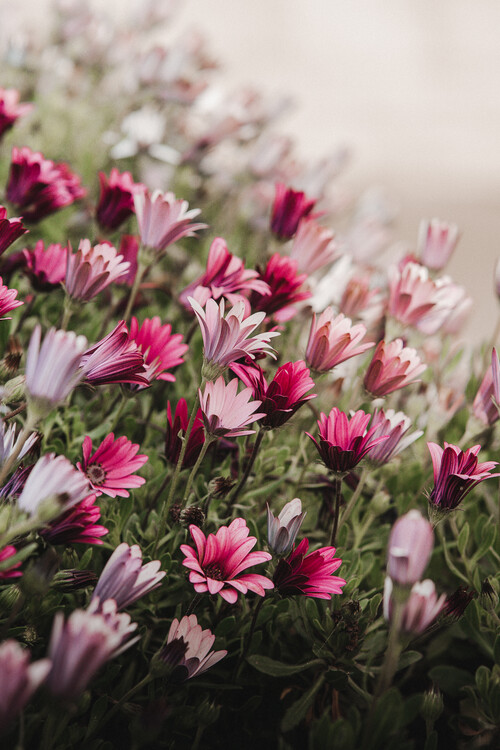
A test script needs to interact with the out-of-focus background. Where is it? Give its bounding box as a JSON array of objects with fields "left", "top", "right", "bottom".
[{"left": 9, "top": 0, "right": 500, "bottom": 339}]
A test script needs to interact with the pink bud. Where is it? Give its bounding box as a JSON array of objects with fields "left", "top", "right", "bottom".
[{"left": 387, "top": 510, "right": 434, "bottom": 585}]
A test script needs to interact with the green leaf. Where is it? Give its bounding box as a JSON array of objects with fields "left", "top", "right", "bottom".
[
  {"left": 247, "top": 654, "right": 324, "bottom": 677},
  {"left": 214, "top": 616, "right": 236, "bottom": 636},
  {"left": 429, "top": 665, "right": 473, "bottom": 697},
  {"left": 78, "top": 547, "right": 93, "bottom": 569},
  {"left": 84, "top": 695, "right": 108, "bottom": 740},
  {"left": 397, "top": 650, "right": 423, "bottom": 670},
  {"left": 457, "top": 522, "right": 469, "bottom": 556},
  {"left": 471, "top": 522, "right": 496, "bottom": 564},
  {"left": 281, "top": 673, "right": 326, "bottom": 732}
]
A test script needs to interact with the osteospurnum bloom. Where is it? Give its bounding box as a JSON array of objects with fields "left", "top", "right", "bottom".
[
  {"left": 40, "top": 494, "right": 108, "bottom": 546},
  {"left": 387, "top": 510, "right": 434, "bottom": 586},
  {"left": 96, "top": 168, "right": 144, "bottom": 231},
  {"left": 158, "top": 614, "right": 227, "bottom": 681},
  {"left": 0, "top": 640, "right": 51, "bottom": 733},
  {"left": 199, "top": 376, "right": 265, "bottom": 438},
  {"left": 0, "top": 420, "right": 38, "bottom": 467},
  {"left": 365, "top": 408, "right": 423, "bottom": 465},
  {"left": 65, "top": 239, "right": 130, "bottom": 302},
  {"left": 289, "top": 218, "right": 337, "bottom": 274},
  {"left": 271, "top": 182, "right": 316, "bottom": 239},
  {"left": 180, "top": 518, "right": 273, "bottom": 603},
  {"left": 0, "top": 88, "right": 32, "bottom": 139},
  {"left": 134, "top": 188, "right": 206, "bottom": 254},
  {"left": 417, "top": 218, "right": 459, "bottom": 271},
  {"left": 0, "top": 545, "right": 23, "bottom": 580},
  {"left": 427, "top": 442, "right": 500, "bottom": 512},
  {"left": 92, "top": 543, "right": 165, "bottom": 610},
  {"left": 273, "top": 538, "right": 346, "bottom": 599},
  {"left": 80, "top": 320, "right": 148, "bottom": 387},
  {"left": 0, "top": 277, "right": 22, "bottom": 319},
  {"left": 77, "top": 433, "right": 148, "bottom": 498},
  {"left": 232, "top": 360, "right": 316, "bottom": 429},
  {"left": 129, "top": 316, "right": 188, "bottom": 386},
  {"left": 267, "top": 498, "right": 306, "bottom": 556},
  {"left": 305, "top": 308, "right": 373, "bottom": 373},
  {"left": 472, "top": 348, "right": 500, "bottom": 426},
  {"left": 0, "top": 206, "right": 27, "bottom": 255},
  {"left": 307, "top": 408, "right": 389, "bottom": 475},
  {"left": 363, "top": 339, "right": 426, "bottom": 398},
  {"left": 190, "top": 297, "right": 279, "bottom": 379},
  {"left": 17, "top": 453, "right": 90, "bottom": 518},
  {"left": 248, "top": 253, "right": 311, "bottom": 322},
  {"left": 165, "top": 399, "right": 205, "bottom": 468},
  {"left": 23, "top": 240, "right": 67, "bottom": 290},
  {"left": 384, "top": 577, "right": 446, "bottom": 635}
]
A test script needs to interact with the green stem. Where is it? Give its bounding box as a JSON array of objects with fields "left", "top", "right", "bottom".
[
  {"left": 181, "top": 436, "right": 214, "bottom": 506},
  {"left": 123, "top": 261, "right": 147, "bottom": 322},
  {"left": 88, "top": 674, "right": 153, "bottom": 738},
  {"left": 339, "top": 467, "right": 368, "bottom": 533},
  {"left": 226, "top": 428, "right": 265, "bottom": 508},
  {"left": 437, "top": 524, "right": 470, "bottom": 585},
  {"left": 329, "top": 476, "right": 343, "bottom": 547},
  {"left": 374, "top": 596, "right": 405, "bottom": 698},
  {"left": 60, "top": 294, "right": 75, "bottom": 331}
]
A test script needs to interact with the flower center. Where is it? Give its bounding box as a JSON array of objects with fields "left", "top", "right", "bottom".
[
  {"left": 204, "top": 563, "right": 224, "bottom": 580},
  {"left": 86, "top": 462, "right": 106, "bottom": 486}
]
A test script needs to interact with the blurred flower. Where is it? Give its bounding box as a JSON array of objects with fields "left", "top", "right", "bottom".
[
  {"left": 267, "top": 498, "right": 306, "bottom": 556},
  {"left": 0, "top": 88, "right": 32, "bottom": 139},
  {"left": 472, "top": 348, "right": 500, "bottom": 426},
  {"left": 199, "top": 376, "right": 265, "bottom": 438},
  {"left": 17, "top": 453, "right": 90, "bottom": 518},
  {"left": 65, "top": 239, "right": 130, "bottom": 302},
  {"left": 158, "top": 614, "right": 226, "bottom": 680},
  {"left": 305, "top": 308, "right": 373, "bottom": 373},
  {"left": 40, "top": 494, "right": 108, "bottom": 546},
  {"left": 165, "top": 398, "right": 205, "bottom": 468},
  {"left": 495, "top": 258, "right": 500, "bottom": 300},
  {"left": 116, "top": 234, "right": 139, "bottom": 286},
  {"left": 387, "top": 510, "right": 434, "bottom": 586},
  {"left": 270, "top": 182, "right": 316, "bottom": 239},
  {"left": 23, "top": 240, "right": 67, "bottom": 291},
  {"left": 0, "top": 277, "right": 22, "bottom": 319},
  {"left": 0, "top": 640, "right": 50, "bottom": 733},
  {"left": 0, "top": 545, "right": 23, "bottom": 580},
  {"left": 363, "top": 339, "right": 426, "bottom": 398},
  {"left": 417, "top": 218, "right": 459, "bottom": 271},
  {"left": 0, "top": 420, "right": 38, "bottom": 466},
  {"left": 272, "top": 537, "right": 345, "bottom": 599},
  {"left": 180, "top": 518, "right": 273, "bottom": 604},
  {"left": 92, "top": 542, "right": 164, "bottom": 610},
  {"left": 134, "top": 188, "right": 206, "bottom": 254},
  {"left": 384, "top": 577, "right": 446, "bottom": 634},
  {"left": 111, "top": 105, "right": 168, "bottom": 160},
  {"left": 80, "top": 320, "right": 148, "bottom": 387},
  {"left": 96, "top": 168, "right": 144, "bottom": 232},
  {"left": 77, "top": 433, "right": 148, "bottom": 498},
  {"left": 427, "top": 442, "right": 499, "bottom": 511},
  {"left": 0, "top": 206, "right": 27, "bottom": 255},
  {"left": 129, "top": 316, "right": 188, "bottom": 386},
  {"left": 365, "top": 408, "right": 423, "bottom": 465},
  {"left": 289, "top": 219, "right": 337, "bottom": 274},
  {"left": 442, "top": 586, "right": 475, "bottom": 622},
  {"left": 338, "top": 273, "right": 384, "bottom": 326},
  {"left": 248, "top": 253, "right": 310, "bottom": 322}
]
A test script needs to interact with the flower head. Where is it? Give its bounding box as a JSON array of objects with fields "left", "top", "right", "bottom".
[
  {"left": 272, "top": 538, "right": 346, "bottom": 599},
  {"left": 0, "top": 88, "right": 32, "bottom": 139},
  {"left": 199, "top": 376, "right": 265, "bottom": 438},
  {"left": 180, "top": 518, "right": 273, "bottom": 604},
  {"left": 80, "top": 321, "right": 148, "bottom": 388},
  {"left": 165, "top": 399, "right": 205, "bottom": 468},
  {"left": 0, "top": 420, "right": 38, "bottom": 467},
  {"left": 65, "top": 239, "right": 130, "bottom": 302},
  {"left": 289, "top": 219, "right": 337, "bottom": 274},
  {"left": 306, "top": 308, "right": 373, "bottom": 373},
  {"left": 0, "top": 640, "right": 50, "bottom": 733},
  {"left": 0, "top": 545, "right": 23, "bottom": 580},
  {"left": 248, "top": 253, "right": 310, "bottom": 322},
  {"left": 92, "top": 543, "right": 165, "bottom": 610},
  {"left": 0, "top": 206, "right": 27, "bottom": 256},
  {"left": 267, "top": 498, "right": 306, "bottom": 556},
  {"left": 387, "top": 510, "right": 434, "bottom": 586},
  {"left": 77, "top": 433, "right": 148, "bottom": 498},
  {"left": 40, "top": 494, "right": 108, "bottom": 546},
  {"left": 271, "top": 182, "right": 316, "bottom": 239},
  {"left": 129, "top": 316, "right": 188, "bottom": 387},
  {"left": 96, "top": 168, "right": 144, "bottom": 231},
  {"left": 23, "top": 240, "right": 67, "bottom": 290},
  {"left": 159, "top": 614, "right": 227, "bottom": 680},
  {"left": 17, "top": 453, "right": 90, "bottom": 518},
  {"left": 363, "top": 339, "right": 426, "bottom": 398},
  {"left": 134, "top": 188, "right": 206, "bottom": 253},
  {"left": 417, "top": 218, "right": 459, "bottom": 270},
  {"left": 472, "top": 348, "right": 500, "bottom": 426},
  {"left": 0, "top": 277, "right": 22, "bottom": 319},
  {"left": 427, "top": 442, "right": 500, "bottom": 511},
  {"left": 384, "top": 577, "right": 446, "bottom": 634},
  {"left": 365, "top": 408, "right": 423, "bottom": 465}
]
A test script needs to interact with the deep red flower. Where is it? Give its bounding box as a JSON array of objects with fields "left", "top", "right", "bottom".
[
  {"left": 96, "top": 168, "right": 144, "bottom": 231},
  {"left": 0, "top": 206, "right": 27, "bottom": 256},
  {"left": 249, "top": 253, "right": 311, "bottom": 322},
  {"left": 427, "top": 442, "right": 500, "bottom": 510},
  {"left": 270, "top": 182, "right": 316, "bottom": 239},
  {"left": 40, "top": 494, "right": 108, "bottom": 546},
  {"left": 273, "top": 538, "right": 345, "bottom": 599},
  {"left": 165, "top": 399, "right": 205, "bottom": 468},
  {"left": 23, "top": 240, "right": 67, "bottom": 291},
  {"left": 77, "top": 433, "right": 148, "bottom": 498}
]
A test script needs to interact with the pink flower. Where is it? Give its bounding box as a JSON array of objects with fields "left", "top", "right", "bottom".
[
  {"left": 40, "top": 494, "right": 108, "bottom": 546},
  {"left": 6, "top": 146, "right": 85, "bottom": 223},
  {"left": 189, "top": 297, "right": 279, "bottom": 377},
  {"left": 23, "top": 240, "right": 67, "bottom": 290},
  {"left": 0, "top": 640, "right": 51, "bottom": 733},
  {"left": 417, "top": 218, "right": 459, "bottom": 271},
  {"left": 199, "top": 376, "right": 265, "bottom": 438},
  {"left": 65, "top": 239, "right": 130, "bottom": 302},
  {"left": 365, "top": 408, "right": 423, "bottom": 465},
  {"left": 134, "top": 188, "right": 206, "bottom": 253},
  {"left": 271, "top": 182, "right": 316, "bottom": 239},
  {"left": 472, "top": 348, "right": 500, "bottom": 426},
  {"left": 165, "top": 399, "right": 205, "bottom": 468},
  {"left": 0, "top": 88, "right": 33, "bottom": 139},
  {"left": 180, "top": 518, "right": 273, "bottom": 603},
  {"left": 289, "top": 219, "right": 337, "bottom": 273},
  {"left": 0, "top": 277, "right": 22, "bottom": 319},
  {"left": 232, "top": 360, "right": 316, "bottom": 429},
  {"left": 363, "top": 339, "right": 426, "bottom": 398},
  {"left": 307, "top": 407, "right": 389, "bottom": 475},
  {"left": 92, "top": 543, "right": 165, "bottom": 610},
  {"left": 387, "top": 510, "right": 434, "bottom": 586},
  {"left": 0, "top": 206, "right": 27, "bottom": 255},
  {"left": 129, "top": 316, "right": 188, "bottom": 386},
  {"left": 116, "top": 234, "right": 139, "bottom": 286},
  {"left": 384, "top": 577, "right": 446, "bottom": 634},
  {"left": 159, "top": 614, "right": 227, "bottom": 680},
  {"left": 305, "top": 308, "right": 373, "bottom": 373},
  {"left": 272, "top": 538, "right": 346, "bottom": 599},
  {"left": 17, "top": 453, "right": 90, "bottom": 518},
  {"left": 427, "top": 442, "right": 500, "bottom": 510},
  {"left": 267, "top": 498, "right": 306, "bottom": 556},
  {"left": 0, "top": 545, "right": 23, "bottom": 580},
  {"left": 179, "top": 236, "right": 270, "bottom": 310},
  {"left": 248, "top": 253, "right": 311, "bottom": 322},
  {"left": 80, "top": 321, "right": 148, "bottom": 388},
  {"left": 77, "top": 433, "right": 148, "bottom": 498},
  {"left": 96, "top": 168, "right": 144, "bottom": 231}
]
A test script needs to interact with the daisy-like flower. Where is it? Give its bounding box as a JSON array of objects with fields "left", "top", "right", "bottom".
[
  {"left": 80, "top": 321, "right": 148, "bottom": 388},
  {"left": 0, "top": 88, "right": 33, "bottom": 140},
  {"left": 0, "top": 421, "right": 38, "bottom": 467},
  {"left": 272, "top": 538, "right": 346, "bottom": 599},
  {"left": 384, "top": 577, "right": 446, "bottom": 634},
  {"left": 267, "top": 498, "right": 306, "bottom": 556},
  {"left": 363, "top": 339, "right": 426, "bottom": 398},
  {"left": 40, "top": 494, "right": 108, "bottom": 547},
  {"left": 65, "top": 239, "right": 130, "bottom": 302},
  {"left": 417, "top": 218, "right": 459, "bottom": 271},
  {"left": 248, "top": 253, "right": 311, "bottom": 322},
  {"left": 180, "top": 518, "right": 274, "bottom": 604},
  {"left": 0, "top": 640, "right": 51, "bottom": 734},
  {"left": 199, "top": 376, "right": 265, "bottom": 438},
  {"left": 232, "top": 360, "right": 316, "bottom": 429},
  {"left": 0, "top": 277, "right": 23, "bottom": 319},
  {"left": 427, "top": 442, "right": 500, "bottom": 511},
  {"left": 305, "top": 308, "right": 374, "bottom": 373},
  {"left": 129, "top": 316, "right": 188, "bottom": 387},
  {"left": 386, "top": 510, "right": 434, "bottom": 586},
  {"left": 0, "top": 206, "right": 27, "bottom": 256},
  {"left": 158, "top": 614, "right": 227, "bottom": 680},
  {"left": 472, "top": 348, "right": 500, "bottom": 426},
  {"left": 190, "top": 297, "right": 279, "bottom": 379},
  {"left": 23, "top": 240, "right": 68, "bottom": 291},
  {"left": 365, "top": 408, "right": 423, "bottom": 465},
  {"left": 77, "top": 433, "right": 148, "bottom": 498},
  {"left": 165, "top": 399, "right": 205, "bottom": 468},
  {"left": 17, "top": 453, "right": 90, "bottom": 518},
  {"left": 92, "top": 543, "right": 165, "bottom": 610},
  {"left": 134, "top": 188, "right": 206, "bottom": 254},
  {"left": 96, "top": 168, "right": 144, "bottom": 231},
  {"left": 270, "top": 182, "right": 316, "bottom": 239},
  {"left": 0, "top": 545, "right": 23, "bottom": 580},
  {"left": 289, "top": 219, "right": 337, "bottom": 274},
  {"left": 307, "top": 407, "right": 389, "bottom": 475}
]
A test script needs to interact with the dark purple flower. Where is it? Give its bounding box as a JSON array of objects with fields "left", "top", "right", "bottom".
[
  {"left": 428, "top": 442, "right": 500, "bottom": 510},
  {"left": 165, "top": 398, "right": 205, "bottom": 468},
  {"left": 270, "top": 182, "right": 316, "bottom": 239},
  {"left": 96, "top": 168, "right": 144, "bottom": 231},
  {"left": 0, "top": 206, "right": 27, "bottom": 255}
]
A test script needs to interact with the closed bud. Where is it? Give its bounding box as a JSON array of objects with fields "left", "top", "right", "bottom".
[
  {"left": 480, "top": 578, "right": 498, "bottom": 612},
  {"left": 52, "top": 569, "right": 98, "bottom": 591},
  {"left": 421, "top": 684, "right": 444, "bottom": 724},
  {"left": 0, "top": 375, "right": 26, "bottom": 403},
  {"left": 0, "top": 584, "right": 22, "bottom": 610},
  {"left": 208, "top": 476, "right": 235, "bottom": 498},
  {"left": 0, "top": 335, "right": 23, "bottom": 377},
  {"left": 179, "top": 506, "right": 205, "bottom": 528},
  {"left": 441, "top": 586, "right": 475, "bottom": 622}
]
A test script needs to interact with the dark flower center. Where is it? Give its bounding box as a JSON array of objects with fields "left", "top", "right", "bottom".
[
  {"left": 204, "top": 563, "right": 224, "bottom": 580},
  {"left": 86, "top": 462, "right": 106, "bottom": 486}
]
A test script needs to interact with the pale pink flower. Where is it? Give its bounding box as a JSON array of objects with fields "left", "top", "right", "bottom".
[
  {"left": 129, "top": 316, "right": 188, "bottom": 386},
  {"left": 417, "top": 218, "right": 459, "bottom": 270},
  {"left": 289, "top": 219, "right": 337, "bottom": 274},
  {"left": 267, "top": 498, "right": 306, "bottom": 556},
  {"left": 199, "top": 376, "right": 265, "bottom": 438},
  {"left": 92, "top": 543, "right": 165, "bottom": 610},
  {"left": 159, "top": 614, "right": 227, "bottom": 680},
  {"left": 384, "top": 577, "right": 446, "bottom": 634},
  {"left": 180, "top": 518, "right": 273, "bottom": 604},
  {"left": 387, "top": 510, "right": 434, "bottom": 586},
  {"left": 65, "top": 239, "right": 130, "bottom": 302},
  {"left": 0, "top": 640, "right": 51, "bottom": 733},
  {"left": 0, "top": 420, "right": 38, "bottom": 466},
  {"left": 365, "top": 408, "right": 423, "bottom": 465},
  {"left": 472, "top": 348, "right": 500, "bottom": 426},
  {"left": 0, "top": 277, "right": 22, "bottom": 319},
  {"left": 363, "top": 339, "right": 426, "bottom": 398},
  {"left": 133, "top": 189, "right": 206, "bottom": 253},
  {"left": 17, "top": 453, "right": 90, "bottom": 518},
  {"left": 305, "top": 308, "right": 373, "bottom": 373},
  {"left": 77, "top": 433, "right": 148, "bottom": 498}
]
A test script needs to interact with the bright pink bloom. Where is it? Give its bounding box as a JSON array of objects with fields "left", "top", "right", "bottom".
[
  {"left": 363, "top": 339, "right": 426, "bottom": 398},
  {"left": 306, "top": 308, "right": 373, "bottom": 373},
  {"left": 129, "top": 316, "right": 188, "bottom": 386},
  {"left": 92, "top": 543, "right": 165, "bottom": 610},
  {"left": 0, "top": 545, "right": 23, "bottom": 580},
  {"left": 417, "top": 218, "right": 459, "bottom": 270},
  {"left": 248, "top": 253, "right": 311, "bottom": 322},
  {"left": 65, "top": 239, "right": 130, "bottom": 302},
  {"left": 387, "top": 510, "right": 434, "bottom": 586},
  {"left": 80, "top": 321, "right": 148, "bottom": 388},
  {"left": 160, "top": 614, "right": 227, "bottom": 680},
  {"left": 0, "top": 640, "right": 50, "bottom": 733},
  {"left": 134, "top": 188, "right": 206, "bottom": 253},
  {"left": 307, "top": 407, "right": 389, "bottom": 475},
  {"left": 199, "top": 376, "right": 265, "bottom": 438},
  {"left": 17, "top": 453, "right": 90, "bottom": 517},
  {"left": 232, "top": 360, "right": 316, "bottom": 429},
  {"left": 77, "top": 433, "right": 148, "bottom": 498},
  {"left": 0, "top": 277, "right": 22, "bottom": 319},
  {"left": 6, "top": 146, "right": 85, "bottom": 223},
  {"left": 0, "top": 206, "right": 27, "bottom": 255},
  {"left": 23, "top": 240, "right": 67, "bottom": 290},
  {"left": 365, "top": 408, "right": 423, "bottom": 465},
  {"left": 289, "top": 219, "right": 337, "bottom": 273},
  {"left": 0, "top": 88, "right": 32, "bottom": 139},
  {"left": 272, "top": 538, "right": 346, "bottom": 599},
  {"left": 271, "top": 182, "right": 316, "bottom": 239},
  {"left": 180, "top": 518, "right": 274, "bottom": 604},
  {"left": 40, "top": 494, "right": 108, "bottom": 546},
  {"left": 472, "top": 348, "right": 500, "bottom": 426},
  {"left": 96, "top": 168, "right": 144, "bottom": 231},
  {"left": 384, "top": 577, "right": 446, "bottom": 634},
  {"left": 267, "top": 498, "right": 306, "bottom": 556},
  {"left": 165, "top": 399, "right": 205, "bottom": 468},
  {"left": 179, "top": 236, "right": 270, "bottom": 310},
  {"left": 427, "top": 442, "right": 500, "bottom": 510}
]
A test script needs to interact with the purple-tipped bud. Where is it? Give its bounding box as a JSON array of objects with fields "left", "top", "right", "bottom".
[
  {"left": 267, "top": 498, "right": 306, "bottom": 555},
  {"left": 387, "top": 510, "right": 434, "bottom": 586}
]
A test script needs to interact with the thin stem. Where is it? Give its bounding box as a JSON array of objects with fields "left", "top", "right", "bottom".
[
  {"left": 437, "top": 524, "right": 469, "bottom": 585},
  {"left": 329, "top": 476, "right": 343, "bottom": 547},
  {"left": 181, "top": 436, "right": 214, "bottom": 506},
  {"left": 226, "top": 428, "right": 265, "bottom": 508},
  {"left": 89, "top": 674, "right": 153, "bottom": 738},
  {"left": 339, "top": 467, "right": 368, "bottom": 533},
  {"left": 123, "top": 261, "right": 147, "bottom": 322},
  {"left": 59, "top": 294, "right": 75, "bottom": 331}
]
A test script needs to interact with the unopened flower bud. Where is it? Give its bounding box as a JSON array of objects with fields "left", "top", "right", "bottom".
[
  {"left": 441, "top": 586, "right": 475, "bottom": 622},
  {"left": 0, "top": 335, "right": 23, "bottom": 377},
  {"left": 480, "top": 578, "right": 499, "bottom": 612},
  {"left": 421, "top": 684, "right": 444, "bottom": 725},
  {"left": 179, "top": 506, "right": 205, "bottom": 528},
  {"left": 387, "top": 510, "right": 434, "bottom": 586},
  {"left": 208, "top": 476, "right": 235, "bottom": 498},
  {"left": 169, "top": 504, "right": 182, "bottom": 523},
  {"left": 267, "top": 498, "right": 306, "bottom": 555},
  {"left": 0, "top": 375, "right": 25, "bottom": 403},
  {"left": 52, "top": 569, "right": 98, "bottom": 591}
]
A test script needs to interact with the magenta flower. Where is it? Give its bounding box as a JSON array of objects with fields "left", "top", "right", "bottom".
[
  {"left": 116, "top": 234, "right": 139, "bottom": 286},
  {"left": 267, "top": 498, "right": 306, "bottom": 556},
  {"left": 306, "top": 308, "right": 373, "bottom": 373},
  {"left": 179, "top": 236, "right": 270, "bottom": 310},
  {"left": 363, "top": 339, "right": 426, "bottom": 398},
  {"left": 387, "top": 510, "right": 434, "bottom": 586},
  {"left": 0, "top": 277, "right": 22, "bottom": 319},
  {"left": 199, "top": 376, "right": 265, "bottom": 438},
  {"left": 6, "top": 146, "right": 86, "bottom": 223},
  {"left": 0, "top": 88, "right": 32, "bottom": 139},
  {"left": 232, "top": 360, "right": 316, "bottom": 429},
  {"left": 17, "top": 453, "right": 90, "bottom": 518},
  {"left": 96, "top": 168, "right": 144, "bottom": 231},
  {"left": 80, "top": 321, "right": 148, "bottom": 388},
  {"left": 165, "top": 399, "right": 205, "bottom": 468},
  {"left": 129, "top": 316, "right": 188, "bottom": 386},
  {"left": 384, "top": 577, "right": 446, "bottom": 634},
  {"left": 307, "top": 407, "right": 389, "bottom": 475},
  {"left": 417, "top": 218, "right": 459, "bottom": 271},
  {"left": 40, "top": 494, "right": 108, "bottom": 546},
  {"left": 0, "top": 545, "right": 23, "bottom": 580},
  {"left": 271, "top": 182, "right": 316, "bottom": 239},
  {"left": 0, "top": 206, "right": 27, "bottom": 256},
  {"left": 472, "top": 348, "right": 500, "bottom": 426},
  {"left": 65, "top": 239, "right": 130, "bottom": 302},
  {"left": 427, "top": 442, "right": 500, "bottom": 511},
  {"left": 365, "top": 408, "right": 423, "bottom": 465},
  {"left": 134, "top": 188, "right": 206, "bottom": 253},
  {"left": 0, "top": 640, "right": 50, "bottom": 734},
  {"left": 23, "top": 240, "right": 67, "bottom": 291},
  {"left": 159, "top": 614, "right": 227, "bottom": 681},
  {"left": 180, "top": 518, "right": 273, "bottom": 604},
  {"left": 92, "top": 543, "right": 165, "bottom": 610},
  {"left": 272, "top": 538, "right": 346, "bottom": 599},
  {"left": 77, "top": 433, "right": 148, "bottom": 498},
  {"left": 248, "top": 253, "right": 311, "bottom": 322},
  {"left": 289, "top": 219, "right": 337, "bottom": 274}
]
